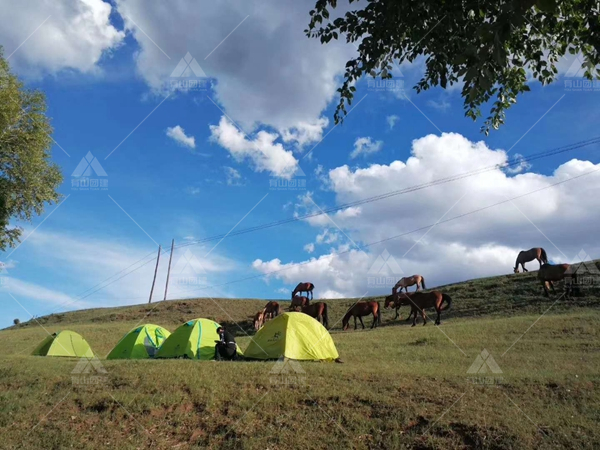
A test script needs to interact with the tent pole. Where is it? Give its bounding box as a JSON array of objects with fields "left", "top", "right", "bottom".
[
  {"left": 148, "top": 245, "right": 161, "bottom": 304},
  {"left": 163, "top": 239, "right": 175, "bottom": 301}
]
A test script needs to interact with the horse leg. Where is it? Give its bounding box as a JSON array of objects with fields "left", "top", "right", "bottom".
[
  {"left": 354, "top": 316, "right": 357, "bottom": 330},
  {"left": 542, "top": 281, "right": 550, "bottom": 297},
  {"left": 522, "top": 263, "right": 528, "bottom": 272},
  {"left": 435, "top": 308, "right": 441, "bottom": 325},
  {"left": 371, "top": 313, "right": 376, "bottom": 329},
  {"left": 411, "top": 308, "right": 417, "bottom": 327},
  {"left": 422, "top": 310, "right": 427, "bottom": 326},
  {"left": 359, "top": 316, "right": 365, "bottom": 329},
  {"left": 394, "top": 307, "right": 400, "bottom": 320}
]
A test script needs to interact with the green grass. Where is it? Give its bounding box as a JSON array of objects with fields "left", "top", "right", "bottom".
[{"left": 2, "top": 266, "right": 600, "bottom": 449}]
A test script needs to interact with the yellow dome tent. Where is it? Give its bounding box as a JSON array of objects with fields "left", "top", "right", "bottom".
[
  {"left": 32, "top": 330, "right": 94, "bottom": 358},
  {"left": 243, "top": 312, "right": 339, "bottom": 361}
]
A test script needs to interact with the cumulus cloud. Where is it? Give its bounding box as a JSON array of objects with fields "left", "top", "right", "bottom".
[
  {"left": 0, "top": 0, "right": 124, "bottom": 75},
  {"left": 386, "top": 115, "right": 399, "bottom": 130},
  {"left": 303, "top": 243, "right": 315, "bottom": 253},
  {"left": 252, "top": 132, "right": 600, "bottom": 298},
  {"left": 209, "top": 116, "right": 298, "bottom": 178},
  {"left": 116, "top": 0, "right": 355, "bottom": 141},
  {"left": 350, "top": 137, "right": 384, "bottom": 159},
  {"left": 166, "top": 125, "right": 196, "bottom": 148}
]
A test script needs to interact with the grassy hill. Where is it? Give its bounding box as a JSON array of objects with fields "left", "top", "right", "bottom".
[{"left": 2, "top": 265, "right": 600, "bottom": 449}]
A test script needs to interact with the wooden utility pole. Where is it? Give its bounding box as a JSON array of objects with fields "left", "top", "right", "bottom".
[
  {"left": 148, "top": 245, "right": 161, "bottom": 304},
  {"left": 163, "top": 239, "right": 175, "bottom": 301}
]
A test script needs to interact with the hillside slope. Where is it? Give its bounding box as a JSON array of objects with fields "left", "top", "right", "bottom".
[{"left": 8, "top": 260, "right": 600, "bottom": 334}]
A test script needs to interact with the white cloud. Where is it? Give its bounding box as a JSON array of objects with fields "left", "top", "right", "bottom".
[
  {"left": 505, "top": 153, "right": 532, "bottom": 174},
  {"left": 280, "top": 117, "right": 330, "bottom": 149},
  {"left": 252, "top": 132, "right": 600, "bottom": 298},
  {"left": 386, "top": 115, "right": 399, "bottom": 130},
  {"left": 224, "top": 166, "right": 244, "bottom": 186},
  {"left": 427, "top": 99, "right": 451, "bottom": 112},
  {"left": 303, "top": 243, "right": 315, "bottom": 253},
  {"left": 210, "top": 116, "right": 298, "bottom": 178},
  {"left": 0, "top": 0, "right": 124, "bottom": 76},
  {"left": 350, "top": 137, "right": 383, "bottom": 159},
  {"left": 10, "top": 230, "right": 238, "bottom": 315},
  {"left": 116, "top": 0, "right": 356, "bottom": 139},
  {"left": 166, "top": 125, "right": 196, "bottom": 148}
]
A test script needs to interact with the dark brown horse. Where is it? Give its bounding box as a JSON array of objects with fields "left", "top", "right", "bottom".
[
  {"left": 404, "top": 291, "right": 452, "bottom": 326},
  {"left": 342, "top": 301, "right": 381, "bottom": 330},
  {"left": 538, "top": 263, "right": 576, "bottom": 297},
  {"left": 294, "top": 302, "right": 329, "bottom": 328},
  {"left": 263, "top": 301, "right": 281, "bottom": 319},
  {"left": 514, "top": 248, "right": 548, "bottom": 273},
  {"left": 290, "top": 295, "right": 309, "bottom": 310},
  {"left": 292, "top": 282, "right": 315, "bottom": 300},
  {"left": 384, "top": 292, "right": 417, "bottom": 321}
]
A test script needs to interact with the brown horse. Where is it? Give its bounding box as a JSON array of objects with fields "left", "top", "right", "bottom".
[
  {"left": 384, "top": 292, "right": 417, "bottom": 321},
  {"left": 290, "top": 295, "right": 309, "bottom": 310},
  {"left": 404, "top": 291, "right": 452, "bottom": 326},
  {"left": 538, "top": 263, "right": 576, "bottom": 297},
  {"left": 342, "top": 301, "right": 381, "bottom": 330},
  {"left": 292, "top": 282, "right": 315, "bottom": 300},
  {"left": 392, "top": 275, "right": 426, "bottom": 294},
  {"left": 295, "top": 302, "right": 329, "bottom": 328},
  {"left": 263, "top": 301, "right": 281, "bottom": 319},
  {"left": 253, "top": 310, "right": 265, "bottom": 331},
  {"left": 514, "top": 248, "right": 548, "bottom": 273}
]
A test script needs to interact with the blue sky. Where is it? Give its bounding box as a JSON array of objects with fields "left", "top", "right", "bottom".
[{"left": 1, "top": 0, "right": 599, "bottom": 328}]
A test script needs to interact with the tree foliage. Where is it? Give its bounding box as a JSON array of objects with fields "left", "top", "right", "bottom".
[
  {"left": 0, "top": 48, "right": 63, "bottom": 251},
  {"left": 306, "top": 0, "right": 600, "bottom": 134}
]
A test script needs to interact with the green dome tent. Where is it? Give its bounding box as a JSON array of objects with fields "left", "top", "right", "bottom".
[
  {"left": 32, "top": 330, "right": 94, "bottom": 358},
  {"left": 107, "top": 324, "right": 171, "bottom": 360},
  {"left": 243, "top": 312, "right": 339, "bottom": 361},
  {"left": 155, "top": 318, "right": 221, "bottom": 360}
]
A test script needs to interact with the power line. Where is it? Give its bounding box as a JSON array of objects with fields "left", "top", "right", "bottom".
[
  {"left": 134, "top": 164, "right": 600, "bottom": 299},
  {"left": 64, "top": 136, "right": 600, "bottom": 303},
  {"left": 173, "top": 135, "right": 600, "bottom": 249}
]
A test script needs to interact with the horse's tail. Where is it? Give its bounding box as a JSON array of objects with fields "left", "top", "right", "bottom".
[
  {"left": 322, "top": 303, "right": 329, "bottom": 329},
  {"left": 421, "top": 277, "right": 426, "bottom": 290},
  {"left": 541, "top": 248, "right": 548, "bottom": 264},
  {"left": 441, "top": 294, "right": 452, "bottom": 311}
]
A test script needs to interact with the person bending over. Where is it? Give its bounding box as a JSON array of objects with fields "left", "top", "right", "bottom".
[{"left": 214, "top": 326, "right": 237, "bottom": 361}]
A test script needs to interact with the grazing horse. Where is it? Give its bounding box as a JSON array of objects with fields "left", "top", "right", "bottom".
[
  {"left": 263, "top": 301, "right": 281, "bottom": 320},
  {"left": 292, "top": 282, "right": 315, "bottom": 300},
  {"left": 392, "top": 275, "right": 426, "bottom": 294},
  {"left": 290, "top": 295, "right": 309, "bottom": 310},
  {"left": 295, "top": 302, "right": 329, "bottom": 328},
  {"left": 538, "top": 263, "right": 576, "bottom": 297},
  {"left": 405, "top": 291, "right": 452, "bottom": 327},
  {"left": 384, "top": 292, "right": 417, "bottom": 321},
  {"left": 253, "top": 310, "right": 265, "bottom": 331},
  {"left": 514, "top": 248, "right": 548, "bottom": 273},
  {"left": 342, "top": 301, "right": 381, "bottom": 330}
]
